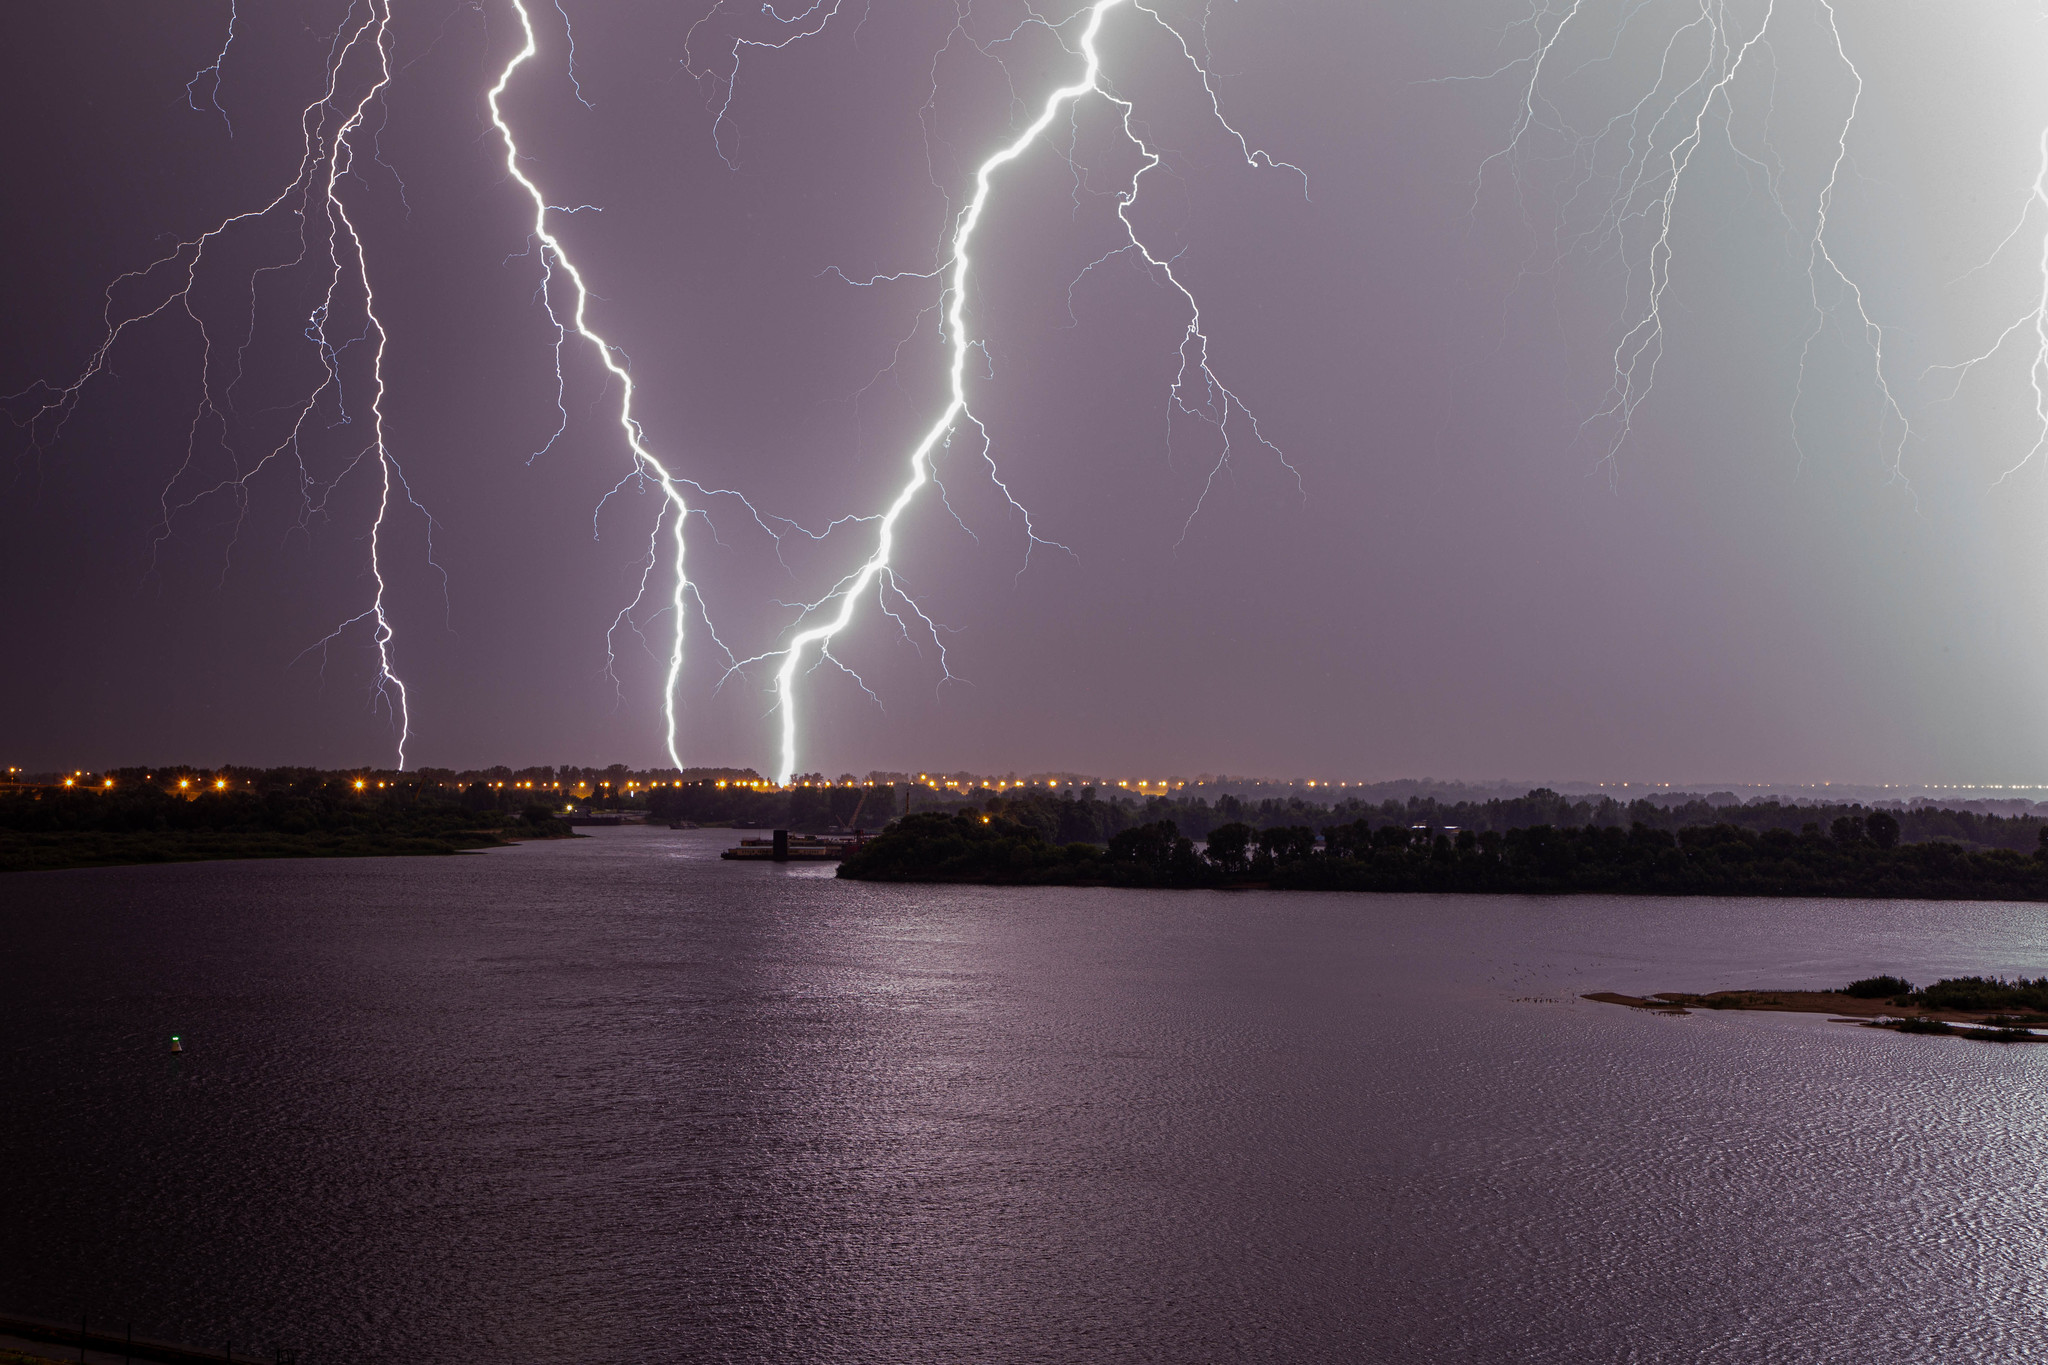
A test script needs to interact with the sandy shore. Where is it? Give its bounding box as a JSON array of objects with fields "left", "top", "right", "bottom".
[{"left": 1585, "top": 989, "right": 2048, "bottom": 1041}]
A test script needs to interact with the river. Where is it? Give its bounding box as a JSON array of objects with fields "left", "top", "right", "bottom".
[{"left": 2, "top": 826, "right": 2044, "bottom": 1362}]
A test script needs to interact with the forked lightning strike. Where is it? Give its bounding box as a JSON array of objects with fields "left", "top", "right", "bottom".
[
  {"left": 489, "top": 1, "right": 704, "bottom": 770},
  {"left": 16, "top": 1, "right": 1296, "bottom": 779},
  {"left": 7, "top": 0, "right": 425, "bottom": 765},
  {"left": 1460, "top": 0, "right": 1908, "bottom": 482},
  {"left": 498, "top": 3, "right": 905, "bottom": 769},
  {"left": 1925, "top": 122, "right": 2048, "bottom": 482},
  {"left": 693, "top": 0, "right": 1301, "bottom": 784}
]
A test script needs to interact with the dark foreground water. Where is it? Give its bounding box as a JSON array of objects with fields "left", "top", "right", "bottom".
[{"left": 3, "top": 827, "right": 2046, "bottom": 1362}]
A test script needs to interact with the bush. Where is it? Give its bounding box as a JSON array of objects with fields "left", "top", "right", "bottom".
[
  {"left": 1842, "top": 975, "right": 1914, "bottom": 999},
  {"left": 1895, "top": 1017, "right": 1952, "bottom": 1035},
  {"left": 1916, "top": 976, "right": 2048, "bottom": 1013}
]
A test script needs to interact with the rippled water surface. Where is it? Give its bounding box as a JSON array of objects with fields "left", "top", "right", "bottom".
[{"left": 3, "top": 827, "right": 2046, "bottom": 1362}]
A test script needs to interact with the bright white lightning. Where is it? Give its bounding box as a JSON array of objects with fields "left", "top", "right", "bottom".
[
  {"left": 751, "top": 0, "right": 1298, "bottom": 784},
  {"left": 8, "top": 0, "right": 423, "bottom": 765},
  {"left": 1459, "top": 0, "right": 1908, "bottom": 482},
  {"left": 488, "top": 0, "right": 699, "bottom": 769},
  {"left": 299, "top": 2, "right": 413, "bottom": 765}
]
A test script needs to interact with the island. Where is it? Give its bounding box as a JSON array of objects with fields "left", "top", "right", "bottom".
[
  {"left": 1587, "top": 975, "right": 2048, "bottom": 1042},
  {"left": 836, "top": 805, "right": 2048, "bottom": 900}
]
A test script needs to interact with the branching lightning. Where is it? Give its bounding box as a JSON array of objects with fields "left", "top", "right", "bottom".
[
  {"left": 7, "top": 0, "right": 425, "bottom": 765},
  {"left": 1457, "top": 0, "right": 1908, "bottom": 483},
  {"left": 1925, "top": 122, "right": 2048, "bottom": 484},
  {"left": 685, "top": 0, "right": 1300, "bottom": 783},
  {"left": 489, "top": 0, "right": 706, "bottom": 768},
  {"left": 16, "top": 0, "right": 2048, "bottom": 778},
  {"left": 187, "top": 0, "right": 240, "bottom": 135},
  {"left": 494, "top": 4, "right": 873, "bottom": 763},
  {"left": 15, "top": 0, "right": 1294, "bottom": 778}
]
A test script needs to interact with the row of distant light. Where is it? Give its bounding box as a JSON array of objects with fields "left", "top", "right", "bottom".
[
  {"left": 0, "top": 772, "right": 1534, "bottom": 792},
  {"left": 27, "top": 771, "right": 237, "bottom": 790},
  {"left": 27, "top": 766, "right": 2047, "bottom": 794},
  {"left": 1587, "top": 781, "right": 2048, "bottom": 792}
]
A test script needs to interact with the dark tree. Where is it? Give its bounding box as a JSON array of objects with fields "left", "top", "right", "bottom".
[
  {"left": 1205, "top": 822, "right": 1253, "bottom": 873},
  {"left": 1256, "top": 825, "right": 1316, "bottom": 863},
  {"left": 1108, "top": 820, "right": 1181, "bottom": 872}
]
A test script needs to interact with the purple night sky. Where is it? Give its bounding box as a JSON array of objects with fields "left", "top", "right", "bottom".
[{"left": 6, "top": 1, "right": 2048, "bottom": 784}]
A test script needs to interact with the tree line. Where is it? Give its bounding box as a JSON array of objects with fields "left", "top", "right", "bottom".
[
  {"left": 0, "top": 779, "right": 573, "bottom": 873},
  {"left": 839, "top": 806, "right": 2048, "bottom": 900},
  {"left": 955, "top": 787, "right": 2048, "bottom": 852}
]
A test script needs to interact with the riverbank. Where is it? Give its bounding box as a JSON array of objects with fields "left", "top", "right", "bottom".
[
  {"left": 837, "top": 809, "right": 2048, "bottom": 899},
  {"left": 0, "top": 826, "right": 576, "bottom": 874},
  {"left": 0, "top": 784, "right": 580, "bottom": 874},
  {"left": 1587, "top": 986, "right": 2048, "bottom": 1042}
]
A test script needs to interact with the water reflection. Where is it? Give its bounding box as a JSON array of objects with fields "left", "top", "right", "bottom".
[{"left": 0, "top": 829, "right": 2042, "bottom": 1362}]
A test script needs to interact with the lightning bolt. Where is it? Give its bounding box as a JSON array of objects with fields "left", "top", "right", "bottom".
[
  {"left": 713, "top": 0, "right": 1301, "bottom": 785},
  {"left": 186, "top": 0, "right": 239, "bottom": 135},
  {"left": 499, "top": 1, "right": 850, "bottom": 766},
  {"left": 1458, "top": 0, "right": 1908, "bottom": 483},
  {"left": 17, "top": 1, "right": 1294, "bottom": 779},
  {"left": 298, "top": 1, "right": 414, "bottom": 765},
  {"left": 7, "top": 0, "right": 424, "bottom": 765},
  {"left": 1799, "top": 0, "right": 1909, "bottom": 487},
  {"left": 488, "top": 0, "right": 707, "bottom": 769},
  {"left": 1924, "top": 122, "right": 2048, "bottom": 483}
]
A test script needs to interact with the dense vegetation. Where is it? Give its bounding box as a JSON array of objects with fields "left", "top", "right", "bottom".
[
  {"left": 839, "top": 807, "right": 2048, "bottom": 900},
  {"left": 636, "top": 776, "right": 2048, "bottom": 859},
  {"left": 0, "top": 779, "right": 573, "bottom": 873},
  {"left": 781, "top": 783, "right": 2048, "bottom": 851},
  {"left": 1850, "top": 975, "right": 2048, "bottom": 1041},
  {"left": 1843, "top": 974, "right": 2048, "bottom": 1013}
]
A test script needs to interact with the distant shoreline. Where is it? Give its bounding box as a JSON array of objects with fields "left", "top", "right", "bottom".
[
  {"left": 1588, "top": 985, "right": 2048, "bottom": 1042},
  {"left": 836, "top": 809, "right": 2048, "bottom": 901},
  {"left": 0, "top": 827, "right": 576, "bottom": 875},
  {"left": 0, "top": 778, "right": 582, "bottom": 875}
]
